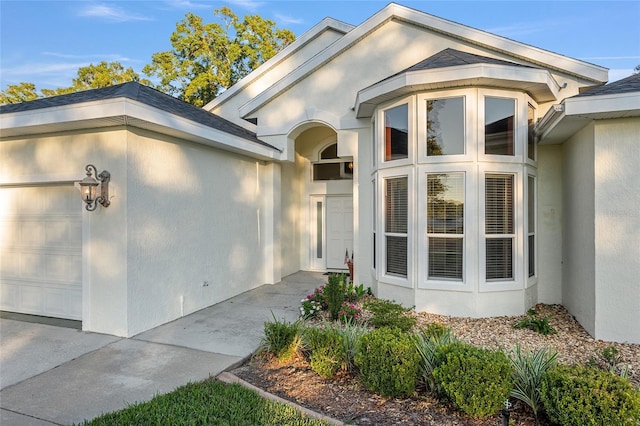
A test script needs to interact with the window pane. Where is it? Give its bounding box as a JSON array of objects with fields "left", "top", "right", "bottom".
[
  {"left": 528, "top": 235, "right": 535, "bottom": 277},
  {"left": 386, "top": 235, "right": 407, "bottom": 276},
  {"left": 320, "top": 143, "right": 338, "bottom": 159},
  {"left": 527, "top": 104, "right": 535, "bottom": 160},
  {"left": 485, "top": 97, "right": 515, "bottom": 155},
  {"left": 427, "top": 97, "right": 464, "bottom": 155},
  {"left": 428, "top": 237, "right": 463, "bottom": 279},
  {"left": 485, "top": 174, "right": 514, "bottom": 234},
  {"left": 386, "top": 177, "right": 407, "bottom": 233},
  {"left": 427, "top": 173, "right": 464, "bottom": 234},
  {"left": 486, "top": 238, "right": 513, "bottom": 280},
  {"left": 313, "top": 163, "right": 352, "bottom": 181},
  {"left": 528, "top": 176, "right": 535, "bottom": 231},
  {"left": 316, "top": 202, "right": 323, "bottom": 258},
  {"left": 384, "top": 104, "right": 408, "bottom": 161}
]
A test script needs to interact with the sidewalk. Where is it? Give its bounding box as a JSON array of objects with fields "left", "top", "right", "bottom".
[{"left": 0, "top": 271, "right": 323, "bottom": 425}]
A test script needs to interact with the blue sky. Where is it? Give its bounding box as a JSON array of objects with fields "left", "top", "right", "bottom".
[{"left": 1, "top": 0, "right": 639, "bottom": 92}]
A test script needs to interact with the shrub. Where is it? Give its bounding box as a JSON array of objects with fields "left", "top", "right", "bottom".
[
  {"left": 541, "top": 364, "right": 640, "bottom": 426},
  {"left": 337, "top": 301, "right": 362, "bottom": 324},
  {"left": 509, "top": 345, "right": 557, "bottom": 420},
  {"left": 363, "top": 299, "right": 416, "bottom": 332},
  {"left": 513, "top": 308, "right": 556, "bottom": 335},
  {"left": 259, "top": 313, "right": 301, "bottom": 362},
  {"left": 325, "top": 274, "right": 347, "bottom": 320},
  {"left": 354, "top": 327, "right": 420, "bottom": 397},
  {"left": 335, "top": 321, "right": 368, "bottom": 372},
  {"left": 302, "top": 325, "right": 345, "bottom": 379},
  {"left": 433, "top": 342, "right": 513, "bottom": 418},
  {"left": 414, "top": 325, "right": 458, "bottom": 393}
]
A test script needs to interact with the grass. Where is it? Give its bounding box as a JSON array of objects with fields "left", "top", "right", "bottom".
[{"left": 79, "top": 379, "right": 329, "bottom": 426}]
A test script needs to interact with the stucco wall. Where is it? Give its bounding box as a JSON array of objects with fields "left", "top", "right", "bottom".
[
  {"left": 125, "top": 129, "right": 268, "bottom": 336},
  {"left": 593, "top": 118, "right": 640, "bottom": 343},
  {"left": 536, "top": 144, "right": 563, "bottom": 304},
  {"left": 562, "top": 123, "right": 596, "bottom": 336},
  {"left": 0, "top": 129, "right": 130, "bottom": 336}
]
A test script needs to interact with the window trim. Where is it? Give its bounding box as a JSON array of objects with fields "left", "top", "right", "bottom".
[
  {"left": 417, "top": 90, "right": 476, "bottom": 163},
  {"left": 377, "top": 167, "right": 414, "bottom": 288},
  {"left": 479, "top": 163, "right": 523, "bottom": 292},
  {"left": 377, "top": 97, "right": 415, "bottom": 169},
  {"left": 417, "top": 163, "right": 475, "bottom": 291}
]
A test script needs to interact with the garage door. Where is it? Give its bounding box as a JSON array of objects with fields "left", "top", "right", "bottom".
[{"left": 0, "top": 185, "right": 82, "bottom": 320}]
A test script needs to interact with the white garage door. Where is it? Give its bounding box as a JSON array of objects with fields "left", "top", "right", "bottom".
[{"left": 0, "top": 185, "right": 82, "bottom": 320}]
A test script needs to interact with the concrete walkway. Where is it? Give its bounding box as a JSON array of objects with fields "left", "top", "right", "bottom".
[{"left": 0, "top": 271, "right": 324, "bottom": 425}]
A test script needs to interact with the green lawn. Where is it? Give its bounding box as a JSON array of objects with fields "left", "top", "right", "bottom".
[{"left": 80, "top": 379, "right": 329, "bottom": 426}]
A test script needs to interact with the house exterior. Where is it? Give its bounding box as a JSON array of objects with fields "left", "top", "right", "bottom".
[{"left": 2, "top": 3, "right": 638, "bottom": 342}]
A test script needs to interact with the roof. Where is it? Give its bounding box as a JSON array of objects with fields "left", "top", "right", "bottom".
[
  {"left": 402, "top": 48, "right": 533, "bottom": 73},
  {"left": 576, "top": 72, "right": 640, "bottom": 97},
  {"left": 0, "top": 82, "right": 277, "bottom": 151}
]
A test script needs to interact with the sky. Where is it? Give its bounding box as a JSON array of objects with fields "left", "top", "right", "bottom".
[{"left": 1, "top": 0, "right": 639, "bottom": 92}]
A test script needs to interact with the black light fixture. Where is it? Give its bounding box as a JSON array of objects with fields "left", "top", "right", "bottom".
[{"left": 78, "top": 164, "right": 110, "bottom": 211}]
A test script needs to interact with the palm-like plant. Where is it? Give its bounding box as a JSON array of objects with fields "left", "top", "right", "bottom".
[{"left": 509, "top": 345, "right": 557, "bottom": 421}]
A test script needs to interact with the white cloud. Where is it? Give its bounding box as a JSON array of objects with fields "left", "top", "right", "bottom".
[
  {"left": 274, "top": 13, "right": 304, "bottom": 25},
  {"left": 164, "top": 0, "right": 210, "bottom": 10},
  {"left": 42, "top": 52, "right": 133, "bottom": 62},
  {"left": 225, "top": 0, "right": 265, "bottom": 12},
  {"left": 78, "top": 4, "right": 152, "bottom": 22}
]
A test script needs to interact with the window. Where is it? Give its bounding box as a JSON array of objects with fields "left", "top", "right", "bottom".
[
  {"left": 427, "top": 173, "right": 464, "bottom": 280},
  {"left": 485, "top": 97, "right": 515, "bottom": 156},
  {"left": 316, "top": 201, "right": 323, "bottom": 259},
  {"left": 372, "top": 179, "right": 376, "bottom": 270},
  {"left": 485, "top": 174, "right": 514, "bottom": 280},
  {"left": 312, "top": 143, "right": 353, "bottom": 181},
  {"left": 426, "top": 97, "right": 465, "bottom": 156},
  {"left": 527, "top": 104, "right": 536, "bottom": 161},
  {"left": 384, "top": 104, "right": 409, "bottom": 161},
  {"left": 385, "top": 177, "right": 408, "bottom": 277},
  {"left": 528, "top": 176, "right": 535, "bottom": 277}
]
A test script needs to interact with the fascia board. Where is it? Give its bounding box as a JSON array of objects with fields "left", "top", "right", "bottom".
[
  {"left": 1, "top": 98, "right": 280, "bottom": 161},
  {"left": 239, "top": 3, "right": 606, "bottom": 118},
  {"left": 204, "top": 17, "right": 355, "bottom": 111},
  {"left": 564, "top": 92, "right": 640, "bottom": 116}
]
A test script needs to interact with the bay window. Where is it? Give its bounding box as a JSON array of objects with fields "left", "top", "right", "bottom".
[
  {"left": 485, "top": 174, "right": 515, "bottom": 280},
  {"left": 484, "top": 97, "right": 515, "bottom": 156},
  {"left": 385, "top": 176, "right": 408, "bottom": 277},
  {"left": 384, "top": 104, "right": 409, "bottom": 161}
]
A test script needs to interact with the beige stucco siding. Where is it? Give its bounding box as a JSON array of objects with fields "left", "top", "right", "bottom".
[
  {"left": 593, "top": 118, "right": 640, "bottom": 343},
  {"left": 562, "top": 123, "right": 596, "bottom": 336}
]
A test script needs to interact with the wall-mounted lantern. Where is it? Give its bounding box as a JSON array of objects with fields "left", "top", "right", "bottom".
[{"left": 78, "top": 164, "right": 110, "bottom": 211}]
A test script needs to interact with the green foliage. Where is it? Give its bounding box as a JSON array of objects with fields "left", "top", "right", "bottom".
[
  {"left": 259, "top": 313, "right": 301, "bottom": 362},
  {"left": 81, "top": 380, "right": 329, "bottom": 425},
  {"left": 509, "top": 345, "right": 557, "bottom": 420},
  {"left": 414, "top": 325, "right": 458, "bottom": 393},
  {"left": 337, "top": 301, "right": 362, "bottom": 324},
  {"left": 354, "top": 327, "right": 420, "bottom": 397},
  {"left": 433, "top": 342, "right": 513, "bottom": 418},
  {"left": 363, "top": 299, "right": 416, "bottom": 332},
  {"left": 325, "top": 274, "right": 346, "bottom": 321},
  {"left": 302, "top": 326, "right": 345, "bottom": 379},
  {"left": 0, "top": 82, "right": 40, "bottom": 105},
  {"left": 345, "top": 282, "right": 367, "bottom": 302},
  {"left": 513, "top": 308, "right": 556, "bottom": 335},
  {"left": 143, "top": 7, "right": 295, "bottom": 106},
  {"left": 541, "top": 364, "right": 640, "bottom": 426},
  {"left": 335, "top": 321, "right": 368, "bottom": 373}
]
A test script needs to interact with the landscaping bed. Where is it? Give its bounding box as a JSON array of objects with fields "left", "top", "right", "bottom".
[{"left": 233, "top": 277, "right": 640, "bottom": 426}]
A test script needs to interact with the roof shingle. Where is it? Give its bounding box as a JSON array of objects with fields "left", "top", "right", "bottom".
[{"left": 575, "top": 72, "right": 640, "bottom": 97}]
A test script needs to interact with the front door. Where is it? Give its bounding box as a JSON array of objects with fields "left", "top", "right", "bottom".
[{"left": 326, "top": 196, "right": 353, "bottom": 270}]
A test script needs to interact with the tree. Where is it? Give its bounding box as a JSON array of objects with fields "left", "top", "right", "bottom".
[
  {"left": 41, "top": 61, "right": 148, "bottom": 97},
  {"left": 0, "top": 82, "right": 40, "bottom": 104},
  {"left": 143, "top": 7, "right": 295, "bottom": 107}
]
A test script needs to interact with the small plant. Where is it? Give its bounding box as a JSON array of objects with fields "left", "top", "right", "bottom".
[
  {"left": 335, "top": 321, "right": 368, "bottom": 372},
  {"left": 299, "top": 298, "right": 323, "bottom": 319},
  {"left": 259, "top": 313, "right": 302, "bottom": 362},
  {"left": 302, "top": 325, "right": 345, "bottom": 379},
  {"left": 325, "top": 274, "right": 347, "bottom": 320},
  {"left": 355, "top": 327, "right": 420, "bottom": 397},
  {"left": 541, "top": 364, "right": 640, "bottom": 426},
  {"left": 414, "top": 325, "right": 458, "bottom": 393},
  {"left": 513, "top": 308, "right": 556, "bottom": 335},
  {"left": 337, "top": 301, "right": 362, "bottom": 324},
  {"left": 345, "top": 282, "right": 367, "bottom": 302},
  {"left": 433, "top": 342, "right": 513, "bottom": 418},
  {"left": 509, "top": 345, "right": 558, "bottom": 420},
  {"left": 363, "top": 299, "right": 416, "bottom": 332}
]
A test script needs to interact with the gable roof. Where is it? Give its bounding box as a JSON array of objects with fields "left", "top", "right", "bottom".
[
  {"left": 237, "top": 3, "right": 608, "bottom": 119},
  {"left": 0, "top": 82, "right": 281, "bottom": 160}
]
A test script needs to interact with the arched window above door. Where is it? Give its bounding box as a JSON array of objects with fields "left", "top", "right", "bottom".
[{"left": 312, "top": 143, "right": 353, "bottom": 181}]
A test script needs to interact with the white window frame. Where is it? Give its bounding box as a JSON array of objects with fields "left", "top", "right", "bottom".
[
  {"left": 311, "top": 142, "right": 353, "bottom": 181},
  {"left": 478, "top": 89, "right": 527, "bottom": 164},
  {"left": 526, "top": 168, "right": 538, "bottom": 287},
  {"left": 309, "top": 195, "right": 326, "bottom": 271},
  {"left": 417, "top": 163, "right": 475, "bottom": 291},
  {"left": 526, "top": 97, "right": 538, "bottom": 166},
  {"left": 371, "top": 176, "right": 377, "bottom": 276},
  {"left": 377, "top": 167, "right": 414, "bottom": 288},
  {"left": 479, "top": 163, "right": 523, "bottom": 292},
  {"left": 377, "top": 96, "right": 415, "bottom": 169},
  {"left": 417, "top": 90, "right": 476, "bottom": 163}
]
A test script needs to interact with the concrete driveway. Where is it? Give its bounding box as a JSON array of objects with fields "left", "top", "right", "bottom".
[{"left": 0, "top": 271, "right": 323, "bottom": 425}]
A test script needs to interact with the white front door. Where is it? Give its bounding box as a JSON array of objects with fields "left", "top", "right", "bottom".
[
  {"left": 326, "top": 196, "right": 353, "bottom": 270},
  {"left": 0, "top": 185, "right": 82, "bottom": 320}
]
